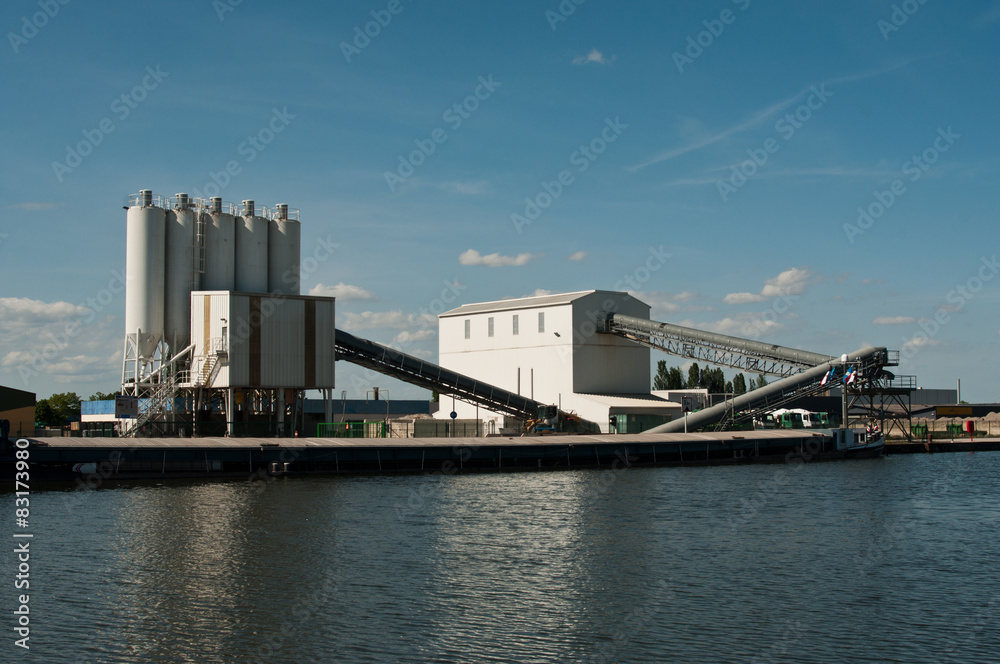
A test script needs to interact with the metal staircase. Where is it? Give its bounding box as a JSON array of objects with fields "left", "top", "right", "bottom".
[{"left": 125, "top": 371, "right": 181, "bottom": 436}]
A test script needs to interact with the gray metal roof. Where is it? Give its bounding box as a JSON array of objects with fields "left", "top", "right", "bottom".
[{"left": 441, "top": 290, "right": 644, "bottom": 317}]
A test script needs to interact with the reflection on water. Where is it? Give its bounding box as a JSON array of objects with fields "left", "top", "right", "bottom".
[{"left": 4, "top": 453, "right": 1000, "bottom": 663}]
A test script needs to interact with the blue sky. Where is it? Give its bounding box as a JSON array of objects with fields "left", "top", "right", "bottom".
[{"left": 1, "top": 0, "right": 998, "bottom": 403}]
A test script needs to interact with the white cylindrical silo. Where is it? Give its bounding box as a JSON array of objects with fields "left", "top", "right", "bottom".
[
  {"left": 164, "top": 194, "right": 196, "bottom": 350},
  {"left": 203, "top": 200, "right": 235, "bottom": 291},
  {"left": 235, "top": 200, "right": 269, "bottom": 292},
  {"left": 125, "top": 192, "right": 166, "bottom": 358},
  {"left": 268, "top": 204, "right": 300, "bottom": 295}
]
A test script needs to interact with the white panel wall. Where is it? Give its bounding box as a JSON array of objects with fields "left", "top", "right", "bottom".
[
  {"left": 436, "top": 291, "right": 654, "bottom": 429},
  {"left": 571, "top": 292, "right": 650, "bottom": 394}
]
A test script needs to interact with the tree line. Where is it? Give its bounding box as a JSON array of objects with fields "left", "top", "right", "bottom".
[
  {"left": 652, "top": 361, "right": 767, "bottom": 395},
  {"left": 34, "top": 391, "right": 120, "bottom": 427}
]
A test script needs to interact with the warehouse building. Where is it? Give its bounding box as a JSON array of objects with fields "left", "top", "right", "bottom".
[
  {"left": 0, "top": 385, "right": 35, "bottom": 438},
  {"left": 435, "top": 290, "right": 680, "bottom": 433}
]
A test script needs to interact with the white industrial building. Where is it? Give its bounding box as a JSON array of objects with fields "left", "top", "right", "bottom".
[{"left": 435, "top": 290, "right": 680, "bottom": 433}]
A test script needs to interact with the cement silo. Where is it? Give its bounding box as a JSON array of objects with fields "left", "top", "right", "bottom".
[
  {"left": 125, "top": 190, "right": 166, "bottom": 358},
  {"left": 235, "top": 199, "right": 269, "bottom": 292},
  {"left": 164, "top": 193, "right": 197, "bottom": 350},
  {"left": 268, "top": 204, "right": 301, "bottom": 295},
  {"left": 203, "top": 197, "right": 236, "bottom": 291}
]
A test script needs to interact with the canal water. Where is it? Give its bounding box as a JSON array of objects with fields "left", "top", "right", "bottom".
[{"left": 3, "top": 452, "right": 999, "bottom": 663}]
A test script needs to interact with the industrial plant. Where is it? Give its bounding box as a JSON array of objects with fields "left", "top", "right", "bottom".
[
  {"left": 114, "top": 188, "right": 920, "bottom": 442},
  {"left": 121, "top": 190, "right": 336, "bottom": 436}
]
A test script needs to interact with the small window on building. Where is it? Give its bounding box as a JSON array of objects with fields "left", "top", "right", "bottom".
[
  {"left": 488, "top": 317, "right": 494, "bottom": 337},
  {"left": 538, "top": 312, "right": 545, "bottom": 333},
  {"left": 513, "top": 314, "right": 519, "bottom": 335},
  {"left": 464, "top": 319, "right": 470, "bottom": 339}
]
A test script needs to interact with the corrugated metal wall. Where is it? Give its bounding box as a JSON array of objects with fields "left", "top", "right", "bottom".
[{"left": 192, "top": 291, "right": 334, "bottom": 389}]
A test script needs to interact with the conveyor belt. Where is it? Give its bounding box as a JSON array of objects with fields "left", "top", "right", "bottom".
[{"left": 335, "top": 328, "right": 543, "bottom": 420}]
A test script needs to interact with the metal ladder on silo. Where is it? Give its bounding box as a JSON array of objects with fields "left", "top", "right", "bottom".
[{"left": 193, "top": 210, "right": 207, "bottom": 278}]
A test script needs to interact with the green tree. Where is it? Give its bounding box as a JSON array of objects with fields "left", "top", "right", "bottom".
[
  {"left": 89, "top": 390, "right": 121, "bottom": 401},
  {"left": 733, "top": 373, "right": 747, "bottom": 395},
  {"left": 686, "top": 363, "right": 701, "bottom": 389},
  {"left": 668, "top": 367, "right": 684, "bottom": 389},
  {"left": 701, "top": 367, "right": 726, "bottom": 393},
  {"left": 725, "top": 380, "right": 734, "bottom": 394},
  {"left": 35, "top": 400, "right": 55, "bottom": 426},
  {"left": 653, "top": 361, "right": 686, "bottom": 390},
  {"left": 45, "top": 392, "right": 81, "bottom": 426},
  {"left": 752, "top": 374, "right": 768, "bottom": 390}
]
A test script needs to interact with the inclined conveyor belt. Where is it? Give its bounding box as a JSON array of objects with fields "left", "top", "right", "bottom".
[
  {"left": 645, "top": 345, "right": 889, "bottom": 433},
  {"left": 605, "top": 313, "right": 836, "bottom": 377},
  {"left": 598, "top": 313, "right": 891, "bottom": 434},
  {"left": 335, "top": 328, "right": 543, "bottom": 420}
]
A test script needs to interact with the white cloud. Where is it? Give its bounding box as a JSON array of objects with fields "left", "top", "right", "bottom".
[
  {"left": 5, "top": 202, "right": 63, "bottom": 211},
  {"left": 723, "top": 292, "right": 766, "bottom": 305},
  {"left": 706, "top": 317, "right": 782, "bottom": 336},
  {"left": 724, "top": 267, "right": 812, "bottom": 305},
  {"left": 307, "top": 282, "right": 376, "bottom": 301},
  {"left": 873, "top": 316, "right": 916, "bottom": 325},
  {"left": 761, "top": 267, "right": 811, "bottom": 297},
  {"left": 339, "top": 310, "right": 435, "bottom": 331},
  {"left": 393, "top": 329, "right": 435, "bottom": 345},
  {"left": 0, "top": 297, "right": 91, "bottom": 327},
  {"left": 901, "top": 336, "right": 940, "bottom": 354},
  {"left": 459, "top": 249, "right": 540, "bottom": 267},
  {"left": 567, "top": 251, "right": 587, "bottom": 262},
  {"left": 572, "top": 49, "right": 614, "bottom": 65}
]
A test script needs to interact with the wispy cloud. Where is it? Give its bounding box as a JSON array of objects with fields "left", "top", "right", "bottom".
[
  {"left": 630, "top": 92, "right": 801, "bottom": 171},
  {"left": 975, "top": 3, "right": 1000, "bottom": 26},
  {"left": 5, "top": 202, "right": 64, "bottom": 211},
  {"left": 393, "top": 329, "right": 435, "bottom": 344},
  {"left": 339, "top": 310, "right": 435, "bottom": 331},
  {"left": 567, "top": 251, "right": 587, "bottom": 262},
  {"left": 440, "top": 180, "right": 490, "bottom": 195},
  {"left": 573, "top": 49, "right": 614, "bottom": 65},
  {"left": 633, "top": 59, "right": 926, "bottom": 172},
  {"left": 459, "top": 249, "right": 540, "bottom": 267},
  {"left": 307, "top": 282, "right": 377, "bottom": 301},
  {"left": 873, "top": 316, "right": 916, "bottom": 325},
  {"left": 630, "top": 291, "right": 707, "bottom": 319}
]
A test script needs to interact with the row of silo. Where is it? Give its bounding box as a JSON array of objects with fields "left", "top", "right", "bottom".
[{"left": 124, "top": 190, "right": 302, "bottom": 358}]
